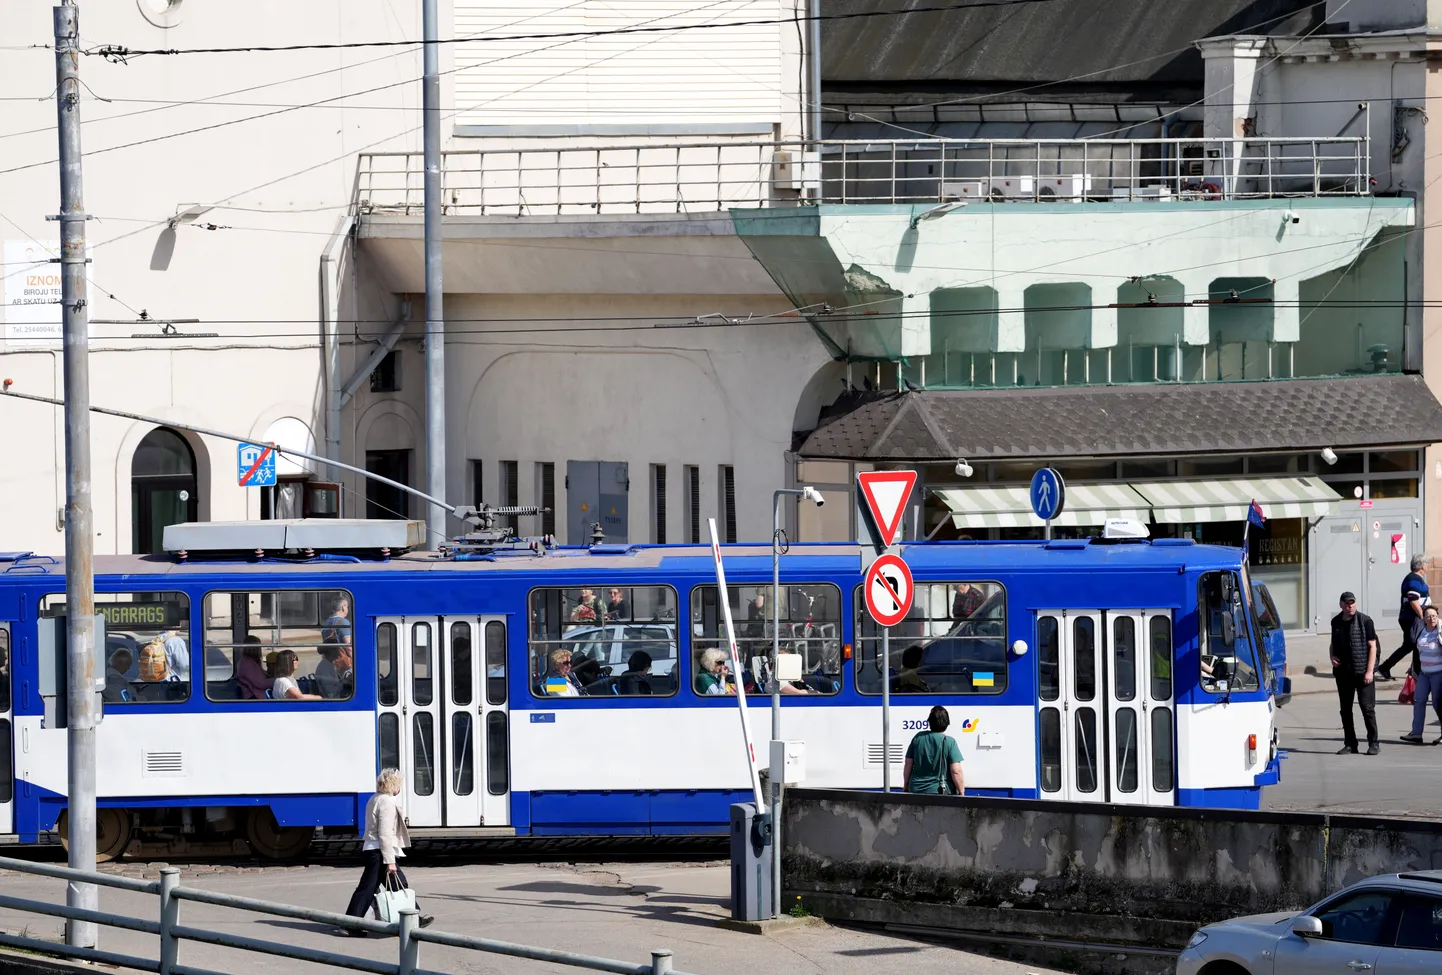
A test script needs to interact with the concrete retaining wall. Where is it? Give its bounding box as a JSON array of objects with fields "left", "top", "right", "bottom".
[{"left": 782, "top": 789, "right": 1442, "bottom": 969}]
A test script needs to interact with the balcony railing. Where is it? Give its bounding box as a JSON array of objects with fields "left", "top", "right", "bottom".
[{"left": 354, "top": 136, "right": 1371, "bottom": 216}]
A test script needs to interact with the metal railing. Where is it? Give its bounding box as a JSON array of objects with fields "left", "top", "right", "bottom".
[
  {"left": 0, "top": 856, "right": 691, "bottom": 975},
  {"left": 353, "top": 136, "right": 1372, "bottom": 216}
]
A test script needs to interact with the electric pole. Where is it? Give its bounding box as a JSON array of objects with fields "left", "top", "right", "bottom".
[
  {"left": 422, "top": 0, "right": 447, "bottom": 543},
  {"left": 54, "top": 0, "right": 99, "bottom": 948}
]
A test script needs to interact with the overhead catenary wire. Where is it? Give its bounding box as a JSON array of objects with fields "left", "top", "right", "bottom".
[{"left": 86, "top": 0, "right": 1067, "bottom": 59}]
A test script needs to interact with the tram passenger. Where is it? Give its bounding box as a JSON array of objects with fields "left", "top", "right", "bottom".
[
  {"left": 322, "top": 596, "right": 353, "bottom": 647},
  {"left": 617, "top": 649, "right": 653, "bottom": 695},
  {"left": 237, "top": 636, "right": 275, "bottom": 701},
  {"left": 606, "top": 587, "right": 630, "bottom": 621},
  {"left": 103, "top": 649, "right": 132, "bottom": 703},
  {"left": 695, "top": 647, "right": 736, "bottom": 695},
  {"left": 315, "top": 643, "right": 355, "bottom": 699},
  {"left": 161, "top": 631, "right": 190, "bottom": 681},
  {"left": 271, "top": 650, "right": 323, "bottom": 701},
  {"left": 951, "top": 583, "right": 984, "bottom": 621},
  {"left": 542, "top": 649, "right": 583, "bottom": 696},
  {"left": 894, "top": 644, "right": 931, "bottom": 693},
  {"left": 569, "top": 588, "right": 604, "bottom": 624}
]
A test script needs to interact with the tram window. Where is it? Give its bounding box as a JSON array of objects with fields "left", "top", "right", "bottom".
[
  {"left": 1115, "top": 708, "right": 1139, "bottom": 793},
  {"left": 1074, "top": 707, "right": 1098, "bottom": 793},
  {"left": 1038, "top": 616, "right": 1059, "bottom": 701},
  {"left": 1073, "top": 617, "right": 1096, "bottom": 702},
  {"left": 379, "top": 713, "right": 400, "bottom": 771},
  {"left": 451, "top": 622, "right": 473, "bottom": 707},
  {"left": 201, "top": 590, "right": 354, "bottom": 702},
  {"left": 1151, "top": 706, "right": 1175, "bottom": 792},
  {"left": 486, "top": 710, "right": 509, "bottom": 795},
  {"left": 413, "top": 712, "right": 435, "bottom": 796},
  {"left": 0, "top": 626, "right": 9, "bottom": 713},
  {"left": 451, "top": 712, "right": 475, "bottom": 796},
  {"left": 485, "top": 621, "right": 507, "bottom": 705},
  {"left": 856, "top": 582, "right": 1007, "bottom": 695},
  {"left": 44, "top": 592, "right": 191, "bottom": 705},
  {"left": 1113, "top": 617, "right": 1136, "bottom": 702},
  {"left": 528, "top": 586, "right": 679, "bottom": 697},
  {"left": 377, "top": 623, "right": 398, "bottom": 707},
  {"left": 1198, "top": 573, "right": 1260, "bottom": 694},
  {"left": 0, "top": 719, "right": 10, "bottom": 803},
  {"left": 413, "top": 623, "right": 434, "bottom": 706},
  {"left": 693, "top": 584, "right": 841, "bottom": 697},
  {"left": 1149, "top": 615, "right": 1173, "bottom": 701},
  {"left": 1039, "top": 708, "right": 1061, "bottom": 793}
]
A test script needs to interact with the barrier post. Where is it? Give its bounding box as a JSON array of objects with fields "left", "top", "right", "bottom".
[
  {"left": 651, "top": 949, "right": 673, "bottom": 975},
  {"left": 158, "top": 868, "right": 180, "bottom": 975},
  {"left": 398, "top": 909, "right": 420, "bottom": 975}
]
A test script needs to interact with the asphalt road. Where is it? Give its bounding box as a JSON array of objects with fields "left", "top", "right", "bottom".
[{"left": 1265, "top": 680, "right": 1442, "bottom": 817}]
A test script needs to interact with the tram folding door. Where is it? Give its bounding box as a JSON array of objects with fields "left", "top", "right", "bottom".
[
  {"left": 374, "top": 617, "right": 511, "bottom": 828},
  {"left": 0, "top": 623, "right": 10, "bottom": 834},
  {"left": 1035, "top": 610, "right": 1176, "bottom": 805}
]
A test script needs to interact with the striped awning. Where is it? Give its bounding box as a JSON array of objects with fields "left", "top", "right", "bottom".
[
  {"left": 937, "top": 482, "right": 1150, "bottom": 529},
  {"left": 1130, "top": 476, "right": 1341, "bottom": 524}
]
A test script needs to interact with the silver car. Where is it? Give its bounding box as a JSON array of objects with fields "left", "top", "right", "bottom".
[{"left": 1176, "top": 870, "right": 1442, "bottom": 974}]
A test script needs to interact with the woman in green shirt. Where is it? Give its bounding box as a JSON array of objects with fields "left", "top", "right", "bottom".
[{"left": 903, "top": 705, "right": 964, "bottom": 796}]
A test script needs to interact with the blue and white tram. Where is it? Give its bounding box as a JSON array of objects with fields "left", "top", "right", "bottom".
[{"left": 0, "top": 528, "right": 1284, "bottom": 858}]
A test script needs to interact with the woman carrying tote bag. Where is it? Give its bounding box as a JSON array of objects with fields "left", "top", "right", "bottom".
[
  {"left": 903, "top": 705, "right": 965, "bottom": 796},
  {"left": 342, "top": 768, "right": 435, "bottom": 935}
]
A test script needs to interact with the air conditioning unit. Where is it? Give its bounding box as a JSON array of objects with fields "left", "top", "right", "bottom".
[
  {"left": 771, "top": 150, "right": 820, "bottom": 191},
  {"left": 986, "top": 176, "right": 1036, "bottom": 200},
  {"left": 940, "top": 180, "right": 987, "bottom": 201},
  {"left": 1110, "top": 185, "right": 1174, "bottom": 202},
  {"left": 1036, "top": 175, "right": 1094, "bottom": 201}
]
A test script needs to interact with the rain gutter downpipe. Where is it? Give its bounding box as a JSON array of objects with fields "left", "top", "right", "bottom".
[{"left": 321, "top": 215, "right": 356, "bottom": 481}]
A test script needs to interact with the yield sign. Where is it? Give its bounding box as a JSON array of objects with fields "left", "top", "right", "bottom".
[
  {"left": 864, "top": 553, "right": 913, "bottom": 628},
  {"left": 857, "top": 470, "right": 917, "bottom": 548}
]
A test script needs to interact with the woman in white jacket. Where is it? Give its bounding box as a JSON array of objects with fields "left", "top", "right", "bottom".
[{"left": 342, "top": 768, "right": 434, "bottom": 934}]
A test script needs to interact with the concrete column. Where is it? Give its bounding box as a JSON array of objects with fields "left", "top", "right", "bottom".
[
  {"left": 1181, "top": 280, "right": 1210, "bottom": 347},
  {"left": 1272, "top": 280, "right": 1301, "bottom": 344},
  {"left": 995, "top": 287, "right": 1027, "bottom": 353},
  {"left": 1200, "top": 39, "right": 1267, "bottom": 194},
  {"left": 899, "top": 292, "right": 933, "bottom": 358},
  {"left": 1089, "top": 282, "right": 1118, "bottom": 350}
]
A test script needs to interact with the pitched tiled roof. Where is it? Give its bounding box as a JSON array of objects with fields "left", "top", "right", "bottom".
[{"left": 798, "top": 375, "right": 1442, "bottom": 461}]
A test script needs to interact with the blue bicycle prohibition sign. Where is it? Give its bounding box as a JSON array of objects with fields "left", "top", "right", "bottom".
[{"left": 1030, "top": 467, "right": 1066, "bottom": 522}]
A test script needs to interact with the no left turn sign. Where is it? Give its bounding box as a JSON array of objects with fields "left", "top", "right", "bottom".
[{"left": 865, "top": 554, "right": 914, "bottom": 627}]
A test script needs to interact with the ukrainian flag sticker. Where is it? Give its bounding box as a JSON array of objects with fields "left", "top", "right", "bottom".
[
  {"left": 544, "top": 677, "right": 569, "bottom": 695},
  {"left": 972, "top": 671, "right": 995, "bottom": 687}
]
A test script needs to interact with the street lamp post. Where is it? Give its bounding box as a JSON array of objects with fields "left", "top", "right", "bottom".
[{"left": 769, "top": 485, "right": 823, "bottom": 917}]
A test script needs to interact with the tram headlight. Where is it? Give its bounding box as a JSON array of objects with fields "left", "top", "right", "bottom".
[{"left": 1011, "top": 639, "right": 1028, "bottom": 656}]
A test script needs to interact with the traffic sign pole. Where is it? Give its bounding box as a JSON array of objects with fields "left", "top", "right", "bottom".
[{"left": 881, "top": 627, "right": 891, "bottom": 793}]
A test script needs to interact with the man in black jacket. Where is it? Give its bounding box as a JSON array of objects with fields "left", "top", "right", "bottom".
[{"left": 1330, "top": 591, "right": 1380, "bottom": 755}]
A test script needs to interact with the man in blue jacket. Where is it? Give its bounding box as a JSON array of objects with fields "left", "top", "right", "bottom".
[{"left": 1379, "top": 556, "right": 1429, "bottom": 681}]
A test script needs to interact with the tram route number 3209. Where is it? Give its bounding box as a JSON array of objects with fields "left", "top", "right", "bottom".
[{"left": 901, "top": 719, "right": 929, "bottom": 730}]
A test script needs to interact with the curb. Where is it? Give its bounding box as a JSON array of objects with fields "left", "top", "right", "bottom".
[{"left": 714, "top": 915, "right": 826, "bottom": 935}]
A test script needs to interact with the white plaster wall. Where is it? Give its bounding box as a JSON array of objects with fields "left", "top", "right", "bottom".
[{"left": 341, "top": 293, "right": 827, "bottom": 545}]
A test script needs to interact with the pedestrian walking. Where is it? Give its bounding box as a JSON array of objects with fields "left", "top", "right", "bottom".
[
  {"left": 1378, "top": 555, "right": 1429, "bottom": 681},
  {"left": 342, "top": 768, "right": 434, "bottom": 935},
  {"left": 1330, "top": 591, "right": 1380, "bottom": 755},
  {"left": 903, "top": 705, "right": 964, "bottom": 795},
  {"left": 1401, "top": 604, "right": 1442, "bottom": 745}
]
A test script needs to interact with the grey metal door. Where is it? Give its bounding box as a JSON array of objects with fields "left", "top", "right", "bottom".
[
  {"left": 1313, "top": 515, "right": 1364, "bottom": 632},
  {"left": 566, "top": 461, "right": 629, "bottom": 545},
  {"left": 1366, "top": 504, "right": 1420, "bottom": 638}
]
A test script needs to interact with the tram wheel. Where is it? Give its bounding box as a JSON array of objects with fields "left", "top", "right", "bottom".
[
  {"left": 57, "top": 808, "right": 133, "bottom": 862},
  {"left": 246, "top": 808, "right": 313, "bottom": 860}
]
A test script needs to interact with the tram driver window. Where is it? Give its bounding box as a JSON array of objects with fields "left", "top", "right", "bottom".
[
  {"left": 41, "top": 592, "right": 192, "bottom": 704},
  {"left": 202, "top": 590, "right": 355, "bottom": 702},
  {"left": 690, "top": 585, "right": 842, "bottom": 696},
  {"left": 528, "top": 585, "right": 679, "bottom": 697},
  {"left": 1199, "top": 572, "right": 1260, "bottom": 694},
  {"left": 855, "top": 581, "right": 1007, "bottom": 695}
]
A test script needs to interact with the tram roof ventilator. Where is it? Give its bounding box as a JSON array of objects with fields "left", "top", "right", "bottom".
[{"left": 163, "top": 519, "right": 426, "bottom": 562}]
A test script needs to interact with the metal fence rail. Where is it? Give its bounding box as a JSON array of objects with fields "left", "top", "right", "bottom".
[
  {"left": 0, "top": 856, "right": 691, "bottom": 975},
  {"left": 353, "top": 135, "right": 1372, "bottom": 216}
]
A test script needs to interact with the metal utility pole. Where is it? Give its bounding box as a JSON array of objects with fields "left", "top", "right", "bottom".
[
  {"left": 54, "top": 0, "right": 98, "bottom": 948},
  {"left": 809, "top": 0, "right": 822, "bottom": 143},
  {"left": 422, "top": 0, "right": 447, "bottom": 544}
]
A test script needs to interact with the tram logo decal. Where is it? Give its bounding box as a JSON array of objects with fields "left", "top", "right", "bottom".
[{"left": 960, "top": 719, "right": 981, "bottom": 733}]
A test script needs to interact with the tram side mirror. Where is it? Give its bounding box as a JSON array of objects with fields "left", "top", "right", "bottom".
[
  {"left": 37, "top": 614, "right": 107, "bottom": 728},
  {"left": 1221, "top": 610, "right": 1237, "bottom": 649}
]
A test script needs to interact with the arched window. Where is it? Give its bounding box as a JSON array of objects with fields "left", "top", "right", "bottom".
[{"left": 131, "top": 428, "right": 198, "bottom": 554}]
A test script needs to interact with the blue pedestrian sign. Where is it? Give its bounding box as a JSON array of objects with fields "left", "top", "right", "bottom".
[
  {"left": 237, "top": 442, "right": 277, "bottom": 487},
  {"left": 1030, "top": 467, "right": 1066, "bottom": 522}
]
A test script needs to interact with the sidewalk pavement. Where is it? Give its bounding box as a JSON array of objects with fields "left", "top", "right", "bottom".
[
  {"left": 1287, "top": 628, "right": 1417, "bottom": 696},
  {"left": 0, "top": 859, "right": 1067, "bottom": 975}
]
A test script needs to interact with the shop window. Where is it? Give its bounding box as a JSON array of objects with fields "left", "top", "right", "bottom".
[
  {"left": 1370, "top": 451, "right": 1419, "bottom": 474},
  {"left": 1370, "top": 479, "right": 1419, "bottom": 499}
]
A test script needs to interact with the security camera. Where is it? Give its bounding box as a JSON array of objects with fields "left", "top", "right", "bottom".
[
  {"left": 1282, "top": 209, "right": 1299, "bottom": 225},
  {"left": 1321, "top": 447, "right": 1338, "bottom": 466},
  {"left": 802, "top": 485, "right": 825, "bottom": 507},
  {"left": 955, "top": 459, "right": 974, "bottom": 478}
]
